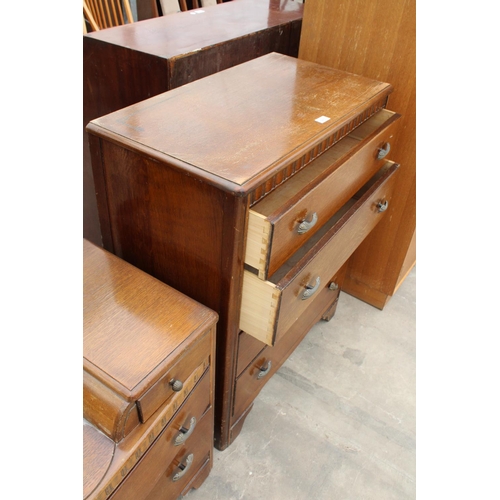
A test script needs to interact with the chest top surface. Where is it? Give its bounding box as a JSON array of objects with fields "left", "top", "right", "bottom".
[
  {"left": 88, "top": 53, "right": 392, "bottom": 192},
  {"left": 83, "top": 239, "right": 217, "bottom": 394},
  {"left": 84, "top": 0, "right": 303, "bottom": 59}
]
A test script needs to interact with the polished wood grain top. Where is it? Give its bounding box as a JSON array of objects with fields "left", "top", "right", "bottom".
[
  {"left": 84, "top": 0, "right": 302, "bottom": 59},
  {"left": 83, "top": 239, "right": 217, "bottom": 393},
  {"left": 88, "top": 53, "right": 392, "bottom": 191}
]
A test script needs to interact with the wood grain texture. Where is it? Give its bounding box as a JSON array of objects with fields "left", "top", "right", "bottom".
[
  {"left": 83, "top": 0, "right": 303, "bottom": 245},
  {"left": 83, "top": 422, "right": 115, "bottom": 499},
  {"left": 142, "top": 413, "right": 212, "bottom": 500},
  {"left": 298, "top": 0, "right": 416, "bottom": 307},
  {"left": 85, "top": 370, "right": 212, "bottom": 500},
  {"left": 246, "top": 109, "right": 400, "bottom": 279},
  {"left": 87, "top": 54, "right": 399, "bottom": 450},
  {"left": 240, "top": 162, "right": 399, "bottom": 346},
  {"left": 84, "top": 239, "right": 217, "bottom": 394},
  {"left": 83, "top": 370, "right": 139, "bottom": 442},
  {"left": 109, "top": 388, "right": 212, "bottom": 500},
  {"left": 233, "top": 264, "right": 348, "bottom": 422},
  {"left": 90, "top": 53, "right": 392, "bottom": 191},
  {"left": 87, "top": 0, "right": 302, "bottom": 60},
  {"left": 83, "top": 239, "right": 217, "bottom": 445}
]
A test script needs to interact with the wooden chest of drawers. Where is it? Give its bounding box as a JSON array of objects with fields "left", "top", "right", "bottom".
[
  {"left": 83, "top": 240, "right": 218, "bottom": 499},
  {"left": 87, "top": 53, "right": 401, "bottom": 450},
  {"left": 83, "top": 0, "right": 303, "bottom": 245}
]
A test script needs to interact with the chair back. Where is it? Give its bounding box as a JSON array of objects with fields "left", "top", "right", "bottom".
[
  {"left": 84, "top": 0, "right": 134, "bottom": 30},
  {"left": 160, "top": 0, "right": 222, "bottom": 16}
]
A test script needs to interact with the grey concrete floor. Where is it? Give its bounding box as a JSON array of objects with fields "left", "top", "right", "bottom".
[{"left": 187, "top": 267, "right": 416, "bottom": 500}]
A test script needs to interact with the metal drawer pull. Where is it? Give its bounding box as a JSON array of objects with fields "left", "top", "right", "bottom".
[
  {"left": 302, "top": 276, "right": 321, "bottom": 300},
  {"left": 257, "top": 360, "right": 272, "bottom": 379},
  {"left": 377, "top": 142, "right": 391, "bottom": 160},
  {"left": 297, "top": 212, "right": 318, "bottom": 234},
  {"left": 174, "top": 417, "right": 197, "bottom": 446},
  {"left": 169, "top": 379, "right": 184, "bottom": 392},
  {"left": 172, "top": 453, "right": 194, "bottom": 482},
  {"left": 328, "top": 281, "right": 339, "bottom": 291},
  {"left": 376, "top": 200, "right": 389, "bottom": 213}
]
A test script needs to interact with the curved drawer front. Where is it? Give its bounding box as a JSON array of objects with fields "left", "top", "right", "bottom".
[
  {"left": 109, "top": 372, "right": 212, "bottom": 500},
  {"left": 245, "top": 109, "right": 400, "bottom": 280},
  {"left": 144, "top": 411, "right": 212, "bottom": 500},
  {"left": 137, "top": 330, "right": 211, "bottom": 424},
  {"left": 240, "top": 161, "right": 399, "bottom": 346}
]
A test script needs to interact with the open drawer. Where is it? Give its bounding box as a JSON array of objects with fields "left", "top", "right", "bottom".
[
  {"left": 245, "top": 109, "right": 401, "bottom": 280},
  {"left": 240, "top": 160, "right": 400, "bottom": 346}
]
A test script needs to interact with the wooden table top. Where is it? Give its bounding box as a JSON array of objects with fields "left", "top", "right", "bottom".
[
  {"left": 84, "top": 0, "right": 303, "bottom": 59},
  {"left": 83, "top": 239, "right": 217, "bottom": 394},
  {"left": 88, "top": 53, "right": 392, "bottom": 192}
]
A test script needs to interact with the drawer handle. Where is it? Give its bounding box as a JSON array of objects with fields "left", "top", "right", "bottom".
[
  {"left": 172, "top": 453, "right": 194, "bottom": 482},
  {"left": 174, "top": 417, "right": 197, "bottom": 446},
  {"left": 328, "top": 281, "right": 339, "bottom": 291},
  {"left": 376, "top": 200, "right": 389, "bottom": 213},
  {"left": 302, "top": 276, "right": 321, "bottom": 300},
  {"left": 257, "top": 360, "right": 272, "bottom": 379},
  {"left": 169, "top": 379, "right": 184, "bottom": 392},
  {"left": 377, "top": 142, "right": 391, "bottom": 160},
  {"left": 297, "top": 212, "right": 318, "bottom": 234}
]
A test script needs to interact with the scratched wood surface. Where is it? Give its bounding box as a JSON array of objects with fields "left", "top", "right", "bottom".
[{"left": 89, "top": 53, "right": 392, "bottom": 190}]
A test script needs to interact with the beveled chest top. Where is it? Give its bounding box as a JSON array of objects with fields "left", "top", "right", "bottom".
[{"left": 88, "top": 53, "right": 392, "bottom": 191}]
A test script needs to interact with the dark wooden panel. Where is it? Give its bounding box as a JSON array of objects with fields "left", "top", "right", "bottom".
[
  {"left": 168, "top": 22, "right": 299, "bottom": 89},
  {"left": 83, "top": 0, "right": 303, "bottom": 245},
  {"left": 83, "top": 38, "right": 169, "bottom": 246},
  {"left": 137, "top": 0, "right": 159, "bottom": 20}
]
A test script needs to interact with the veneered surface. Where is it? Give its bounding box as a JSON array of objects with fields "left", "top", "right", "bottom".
[
  {"left": 85, "top": 0, "right": 302, "bottom": 59},
  {"left": 83, "top": 240, "right": 217, "bottom": 392},
  {"left": 90, "top": 53, "right": 392, "bottom": 188}
]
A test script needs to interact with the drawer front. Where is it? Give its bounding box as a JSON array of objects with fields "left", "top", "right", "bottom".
[
  {"left": 111, "top": 372, "right": 212, "bottom": 500},
  {"left": 240, "top": 161, "right": 399, "bottom": 346},
  {"left": 143, "top": 411, "right": 213, "bottom": 500},
  {"left": 233, "top": 267, "right": 346, "bottom": 420},
  {"left": 236, "top": 331, "right": 266, "bottom": 378},
  {"left": 137, "top": 330, "right": 211, "bottom": 424},
  {"left": 246, "top": 109, "right": 400, "bottom": 279}
]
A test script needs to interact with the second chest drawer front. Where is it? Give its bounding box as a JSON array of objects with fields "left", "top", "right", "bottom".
[
  {"left": 245, "top": 109, "right": 400, "bottom": 280},
  {"left": 233, "top": 266, "right": 346, "bottom": 421},
  {"left": 240, "top": 161, "right": 399, "bottom": 346},
  {"left": 110, "top": 372, "right": 212, "bottom": 500}
]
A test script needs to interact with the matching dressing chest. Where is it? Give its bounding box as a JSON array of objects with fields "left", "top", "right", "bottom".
[
  {"left": 83, "top": 239, "right": 218, "bottom": 499},
  {"left": 87, "top": 53, "right": 401, "bottom": 450}
]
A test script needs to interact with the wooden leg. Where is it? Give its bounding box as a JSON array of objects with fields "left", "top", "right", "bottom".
[{"left": 321, "top": 292, "right": 341, "bottom": 322}]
